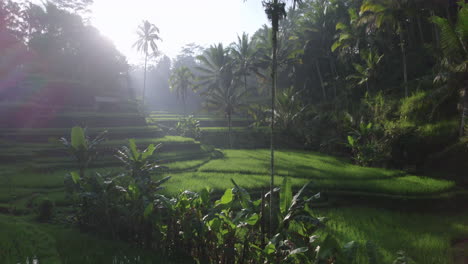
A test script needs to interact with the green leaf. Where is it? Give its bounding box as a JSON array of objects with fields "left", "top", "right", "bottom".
[
  {"left": 70, "top": 171, "right": 80, "bottom": 184},
  {"left": 244, "top": 213, "right": 259, "bottom": 225},
  {"left": 339, "top": 33, "right": 351, "bottom": 42},
  {"left": 207, "top": 218, "right": 221, "bottom": 231},
  {"left": 231, "top": 179, "right": 252, "bottom": 208},
  {"left": 144, "top": 203, "right": 153, "bottom": 218},
  {"left": 141, "top": 144, "right": 156, "bottom": 160},
  {"left": 335, "top": 22, "right": 347, "bottom": 31},
  {"left": 128, "top": 184, "right": 139, "bottom": 198},
  {"left": 264, "top": 243, "right": 276, "bottom": 255},
  {"left": 289, "top": 247, "right": 308, "bottom": 256},
  {"left": 280, "top": 176, "right": 292, "bottom": 215},
  {"left": 347, "top": 135, "right": 355, "bottom": 147},
  {"left": 128, "top": 139, "right": 139, "bottom": 160},
  {"left": 331, "top": 41, "right": 341, "bottom": 52},
  {"left": 71, "top": 126, "right": 86, "bottom": 150},
  {"left": 218, "top": 188, "right": 233, "bottom": 205}
]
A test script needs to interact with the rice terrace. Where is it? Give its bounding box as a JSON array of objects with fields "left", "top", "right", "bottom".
[{"left": 1, "top": 0, "right": 468, "bottom": 263}]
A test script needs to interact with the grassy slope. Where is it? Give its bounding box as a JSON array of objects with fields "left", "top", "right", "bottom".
[
  {"left": 315, "top": 207, "right": 468, "bottom": 264},
  {"left": 163, "top": 149, "right": 454, "bottom": 196},
  {"left": 0, "top": 140, "right": 464, "bottom": 264},
  {"left": 0, "top": 148, "right": 455, "bottom": 208},
  {"left": 0, "top": 215, "right": 188, "bottom": 264}
]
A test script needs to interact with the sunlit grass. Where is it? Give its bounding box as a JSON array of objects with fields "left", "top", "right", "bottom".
[
  {"left": 158, "top": 149, "right": 455, "bottom": 196},
  {"left": 314, "top": 207, "right": 468, "bottom": 264},
  {"left": 193, "top": 150, "right": 454, "bottom": 195},
  {"left": 0, "top": 215, "right": 188, "bottom": 263}
]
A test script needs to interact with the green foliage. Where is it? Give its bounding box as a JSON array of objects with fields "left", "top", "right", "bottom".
[
  {"left": 174, "top": 115, "right": 201, "bottom": 139},
  {"left": 60, "top": 126, "right": 107, "bottom": 178},
  {"left": 0, "top": 215, "right": 60, "bottom": 263},
  {"left": 399, "top": 92, "right": 432, "bottom": 124},
  {"left": 169, "top": 66, "right": 196, "bottom": 113},
  {"left": 347, "top": 121, "right": 388, "bottom": 166}
]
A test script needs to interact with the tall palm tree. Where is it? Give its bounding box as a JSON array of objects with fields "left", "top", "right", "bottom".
[
  {"left": 169, "top": 66, "right": 195, "bottom": 115},
  {"left": 230, "top": 32, "right": 256, "bottom": 91},
  {"left": 359, "top": 0, "right": 410, "bottom": 97},
  {"left": 202, "top": 77, "right": 248, "bottom": 148},
  {"left": 196, "top": 43, "right": 232, "bottom": 93},
  {"left": 245, "top": 0, "right": 300, "bottom": 236},
  {"left": 263, "top": 0, "right": 286, "bottom": 236},
  {"left": 133, "top": 20, "right": 161, "bottom": 105},
  {"left": 431, "top": 1, "right": 468, "bottom": 137}
]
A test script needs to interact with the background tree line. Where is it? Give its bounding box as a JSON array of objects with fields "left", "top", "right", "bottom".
[{"left": 169, "top": 0, "right": 467, "bottom": 176}]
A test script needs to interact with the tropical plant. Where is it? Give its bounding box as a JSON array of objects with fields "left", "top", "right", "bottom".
[
  {"left": 230, "top": 32, "right": 257, "bottom": 91},
  {"left": 347, "top": 49, "right": 384, "bottom": 93},
  {"left": 275, "top": 86, "right": 308, "bottom": 135},
  {"left": 133, "top": 20, "right": 161, "bottom": 105},
  {"left": 169, "top": 66, "right": 195, "bottom": 115},
  {"left": 360, "top": 0, "right": 411, "bottom": 97},
  {"left": 60, "top": 126, "right": 107, "bottom": 179},
  {"left": 196, "top": 43, "right": 232, "bottom": 93},
  {"left": 174, "top": 115, "right": 201, "bottom": 139},
  {"left": 347, "top": 121, "right": 388, "bottom": 166},
  {"left": 431, "top": 1, "right": 468, "bottom": 137},
  {"left": 262, "top": 0, "right": 287, "bottom": 237},
  {"left": 331, "top": 8, "right": 363, "bottom": 56},
  {"left": 202, "top": 77, "right": 249, "bottom": 148}
]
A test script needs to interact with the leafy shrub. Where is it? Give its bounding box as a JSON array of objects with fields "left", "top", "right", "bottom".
[
  {"left": 399, "top": 91, "right": 433, "bottom": 124},
  {"left": 347, "top": 122, "right": 389, "bottom": 166},
  {"left": 173, "top": 115, "right": 201, "bottom": 139}
]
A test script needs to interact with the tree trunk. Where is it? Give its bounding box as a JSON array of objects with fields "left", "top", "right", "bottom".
[
  {"left": 143, "top": 53, "right": 148, "bottom": 105},
  {"left": 431, "top": 10, "right": 440, "bottom": 49},
  {"left": 416, "top": 14, "right": 425, "bottom": 44},
  {"left": 460, "top": 85, "right": 468, "bottom": 137},
  {"left": 183, "top": 93, "right": 187, "bottom": 116},
  {"left": 228, "top": 113, "right": 232, "bottom": 148},
  {"left": 329, "top": 57, "right": 338, "bottom": 98},
  {"left": 269, "top": 0, "right": 279, "bottom": 238},
  {"left": 398, "top": 23, "right": 408, "bottom": 97},
  {"left": 244, "top": 73, "right": 248, "bottom": 91},
  {"left": 315, "top": 59, "right": 326, "bottom": 100}
]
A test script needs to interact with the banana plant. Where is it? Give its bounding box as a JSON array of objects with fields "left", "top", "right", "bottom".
[
  {"left": 262, "top": 178, "right": 323, "bottom": 263},
  {"left": 60, "top": 126, "right": 107, "bottom": 179}
]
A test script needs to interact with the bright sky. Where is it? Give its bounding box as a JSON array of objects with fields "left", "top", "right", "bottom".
[{"left": 90, "top": 0, "right": 269, "bottom": 64}]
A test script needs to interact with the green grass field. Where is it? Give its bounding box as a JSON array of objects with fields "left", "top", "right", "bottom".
[
  {"left": 1, "top": 148, "right": 456, "bottom": 208},
  {"left": 0, "top": 130, "right": 466, "bottom": 263},
  {"left": 162, "top": 149, "right": 455, "bottom": 196},
  {"left": 314, "top": 207, "right": 468, "bottom": 264},
  {"left": 0, "top": 215, "right": 188, "bottom": 264}
]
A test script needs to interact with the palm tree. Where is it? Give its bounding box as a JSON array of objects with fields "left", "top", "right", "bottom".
[
  {"left": 202, "top": 67, "right": 248, "bottom": 148},
  {"left": 196, "top": 43, "right": 231, "bottom": 93},
  {"left": 230, "top": 32, "right": 256, "bottom": 91},
  {"left": 245, "top": 0, "right": 300, "bottom": 236},
  {"left": 169, "top": 66, "right": 195, "bottom": 115},
  {"left": 347, "top": 49, "right": 384, "bottom": 93},
  {"left": 359, "top": 0, "right": 410, "bottom": 97},
  {"left": 431, "top": 1, "right": 468, "bottom": 137},
  {"left": 263, "top": 0, "right": 286, "bottom": 237},
  {"left": 133, "top": 20, "right": 161, "bottom": 105},
  {"left": 275, "top": 86, "right": 307, "bottom": 133}
]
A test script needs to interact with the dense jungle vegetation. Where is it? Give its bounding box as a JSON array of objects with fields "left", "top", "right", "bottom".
[{"left": 0, "top": 0, "right": 467, "bottom": 263}]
